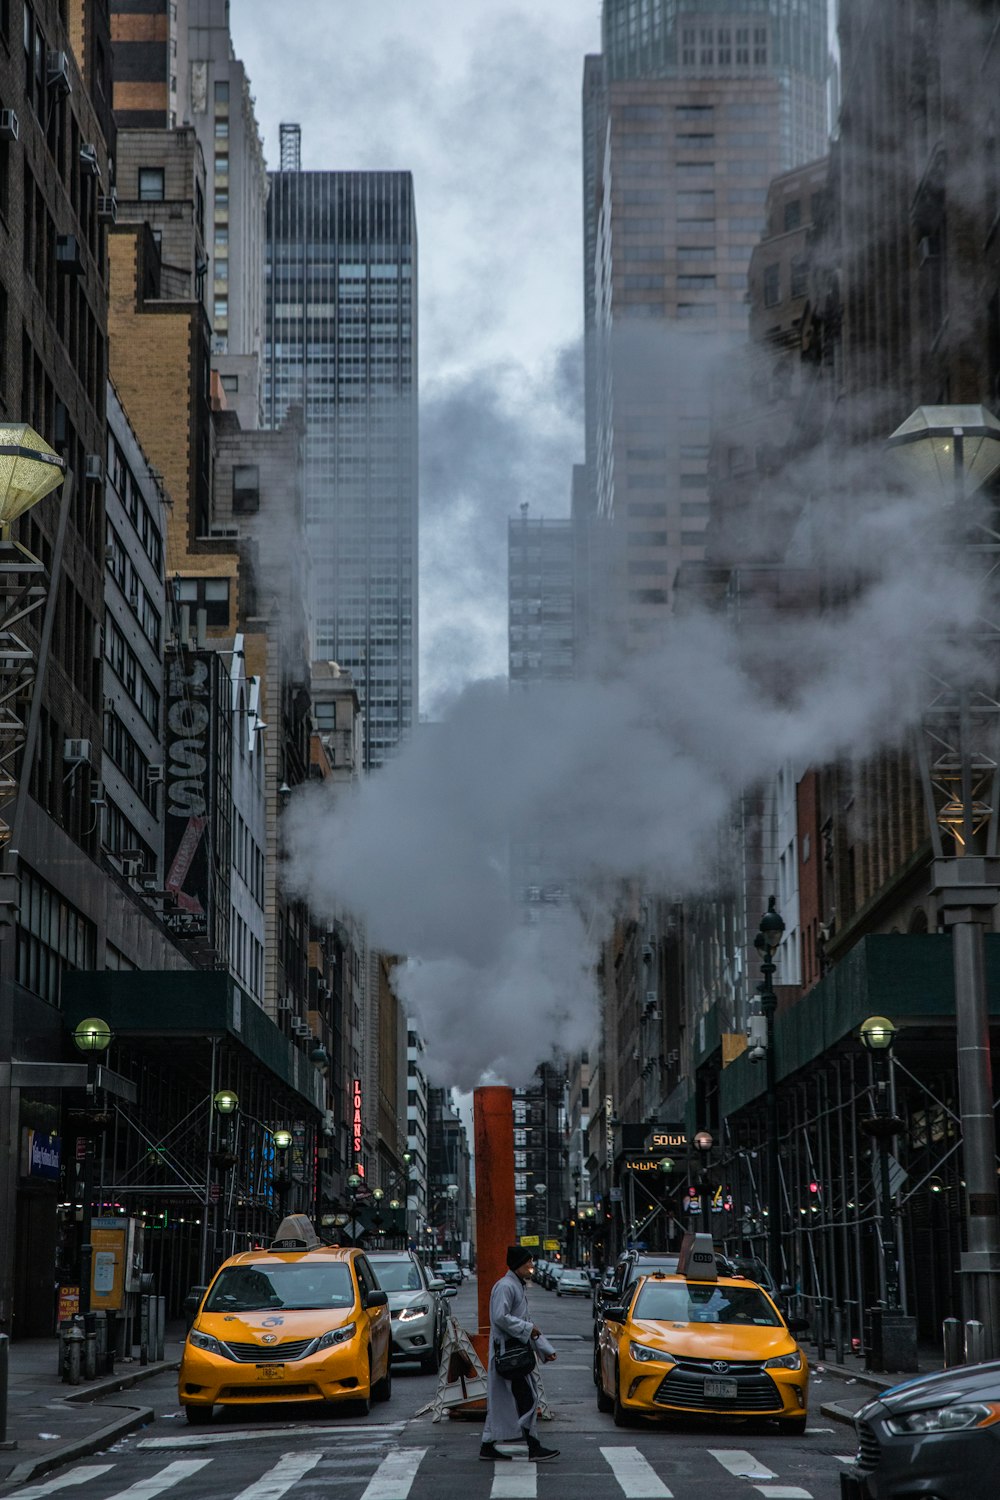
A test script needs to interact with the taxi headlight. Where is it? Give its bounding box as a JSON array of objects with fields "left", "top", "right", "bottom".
[
  {"left": 398, "top": 1304, "right": 429, "bottom": 1322},
  {"left": 629, "top": 1341, "right": 673, "bottom": 1363},
  {"left": 316, "top": 1322, "right": 357, "bottom": 1351},
  {"left": 188, "top": 1329, "right": 224, "bottom": 1357},
  {"left": 886, "top": 1403, "right": 998, "bottom": 1434},
  {"left": 764, "top": 1350, "right": 803, "bottom": 1371}
]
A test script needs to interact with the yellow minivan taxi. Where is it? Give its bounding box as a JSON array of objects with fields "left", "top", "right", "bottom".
[
  {"left": 596, "top": 1233, "right": 808, "bottom": 1433},
  {"left": 179, "top": 1216, "right": 392, "bottom": 1423}
]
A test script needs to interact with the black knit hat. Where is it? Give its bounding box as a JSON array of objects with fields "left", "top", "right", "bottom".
[{"left": 507, "top": 1245, "right": 533, "bottom": 1271}]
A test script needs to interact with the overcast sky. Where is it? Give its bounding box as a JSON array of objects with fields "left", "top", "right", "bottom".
[{"left": 231, "top": 1, "right": 600, "bottom": 710}]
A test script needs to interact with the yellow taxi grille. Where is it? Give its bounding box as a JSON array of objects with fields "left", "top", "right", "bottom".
[
  {"left": 218, "top": 1383, "right": 321, "bottom": 1399},
  {"left": 654, "top": 1364, "right": 782, "bottom": 1412},
  {"left": 221, "top": 1338, "right": 316, "bottom": 1362}
]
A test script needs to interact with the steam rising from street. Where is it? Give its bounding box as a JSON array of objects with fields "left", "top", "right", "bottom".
[{"left": 285, "top": 443, "right": 985, "bottom": 1087}]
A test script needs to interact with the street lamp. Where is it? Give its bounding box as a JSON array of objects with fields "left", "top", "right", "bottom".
[
  {"left": 693, "top": 1131, "right": 713, "bottom": 1234},
  {"left": 754, "top": 895, "right": 785, "bottom": 1282},
  {"left": 272, "top": 1130, "right": 292, "bottom": 1218},
  {"left": 887, "top": 405, "right": 1000, "bottom": 1350},
  {"left": 859, "top": 1016, "right": 903, "bottom": 1311},
  {"left": 72, "top": 1018, "right": 112, "bottom": 1318}
]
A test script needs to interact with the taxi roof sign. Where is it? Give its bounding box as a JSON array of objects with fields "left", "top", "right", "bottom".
[
  {"left": 269, "top": 1213, "right": 321, "bottom": 1251},
  {"left": 676, "top": 1230, "right": 718, "bottom": 1281}
]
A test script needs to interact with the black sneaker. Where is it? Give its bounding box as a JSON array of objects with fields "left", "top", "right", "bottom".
[
  {"left": 527, "top": 1439, "right": 560, "bottom": 1462},
  {"left": 480, "top": 1442, "right": 512, "bottom": 1462}
]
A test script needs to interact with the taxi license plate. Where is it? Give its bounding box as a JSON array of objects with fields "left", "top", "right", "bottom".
[
  {"left": 257, "top": 1364, "right": 285, "bottom": 1380},
  {"left": 704, "top": 1377, "right": 738, "bottom": 1399}
]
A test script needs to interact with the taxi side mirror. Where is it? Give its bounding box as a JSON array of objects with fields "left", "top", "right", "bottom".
[
  {"left": 786, "top": 1316, "right": 809, "bottom": 1334},
  {"left": 603, "top": 1303, "right": 628, "bottom": 1323},
  {"left": 364, "top": 1289, "right": 388, "bottom": 1309}
]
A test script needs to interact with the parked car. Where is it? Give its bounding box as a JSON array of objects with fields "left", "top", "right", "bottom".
[
  {"left": 178, "top": 1214, "right": 391, "bottom": 1424},
  {"left": 595, "top": 1264, "right": 809, "bottom": 1432},
  {"left": 433, "top": 1259, "right": 464, "bottom": 1289},
  {"left": 841, "top": 1361, "right": 1000, "bottom": 1500},
  {"left": 368, "top": 1250, "right": 455, "bottom": 1372},
  {"left": 556, "top": 1268, "right": 591, "bottom": 1297}
]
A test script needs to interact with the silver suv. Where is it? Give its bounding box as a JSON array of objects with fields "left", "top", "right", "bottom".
[{"left": 368, "top": 1251, "right": 454, "bottom": 1372}]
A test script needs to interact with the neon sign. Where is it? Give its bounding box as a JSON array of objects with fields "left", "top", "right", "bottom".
[{"left": 352, "top": 1078, "right": 363, "bottom": 1166}]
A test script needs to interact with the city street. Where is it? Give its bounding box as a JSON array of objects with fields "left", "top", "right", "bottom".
[{"left": 0, "top": 1278, "right": 862, "bottom": 1500}]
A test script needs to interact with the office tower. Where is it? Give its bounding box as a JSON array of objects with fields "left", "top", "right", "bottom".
[
  {"left": 507, "top": 511, "right": 576, "bottom": 685},
  {"left": 588, "top": 0, "right": 829, "bottom": 640},
  {"left": 265, "top": 144, "right": 419, "bottom": 769}
]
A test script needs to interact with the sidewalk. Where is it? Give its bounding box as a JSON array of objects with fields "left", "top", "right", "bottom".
[
  {"left": 801, "top": 1336, "right": 944, "bottom": 1430},
  {"left": 1, "top": 1333, "right": 181, "bottom": 1488}
]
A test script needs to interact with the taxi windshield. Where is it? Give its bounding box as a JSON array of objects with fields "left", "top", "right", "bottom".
[
  {"left": 632, "top": 1281, "right": 781, "bottom": 1327},
  {"left": 204, "top": 1262, "right": 355, "bottom": 1312},
  {"left": 371, "top": 1260, "right": 422, "bottom": 1292}
]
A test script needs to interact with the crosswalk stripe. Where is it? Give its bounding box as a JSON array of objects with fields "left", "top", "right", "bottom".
[
  {"left": 139, "top": 1422, "right": 405, "bottom": 1448},
  {"left": 230, "top": 1451, "right": 323, "bottom": 1500},
  {"left": 709, "top": 1450, "right": 778, "bottom": 1481},
  {"left": 755, "top": 1489, "right": 812, "bottom": 1499},
  {"left": 9, "top": 1467, "right": 114, "bottom": 1499},
  {"left": 834, "top": 1456, "right": 857, "bottom": 1464},
  {"left": 490, "top": 1462, "right": 537, "bottom": 1499},
  {"left": 360, "top": 1448, "right": 427, "bottom": 1500},
  {"left": 600, "top": 1446, "right": 673, "bottom": 1497},
  {"left": 103, "top": 1460, "right": 212, "bottom": 1500}
]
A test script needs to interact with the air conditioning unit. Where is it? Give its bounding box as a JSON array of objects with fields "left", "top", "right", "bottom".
[
  {"left": 147, "top": 764, "right": 164, "bottom": 785},
  {"left": 79, "top": 143, "right": 100, "bottom": 178},
  {"left": 63, "top": 738, "right": 91, "bottom": 763},
  {"left": 84, "top": 454, "right": 104, "bottom": 484},
  {"left": 90, "top": 780, "right": 106, "bottom": 806},
  {"left": 46, "top": 50, "right": 72, "bottom": 95},
  {"left": 277, "top": 996, "right": 292, "bottom": 1011},
  {"left": 128, "top": 588, "right": 140, "bottom": 609},
  {"left": 0, "top": 110, "right": 19, "bottom": 142},
  {"left": 120, "top": 854, "right": 142, "bottom": 878},
  {"left": 918, "top": 236, "right": 937, "bottom": 266},
  {"left": 642, "top": 943, "right": 654, "bottom": 963},
  {"left": 104, "top": 543, "right": 115, "bottom": 563},
  {"left": 209, "top": 524, "right": 239, "bottom": 538},
  {"left": 98, "top": 192, "right": 117, "bottom": 224}
]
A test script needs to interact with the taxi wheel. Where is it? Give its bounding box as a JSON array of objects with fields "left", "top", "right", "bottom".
[
  {"left": 372, "top": 1350, "right": 393, "bottom": 1403},
  {"left": 184, "top": 1405, "right": 213, "bottom": 1426},
  {"left": 596, "top": 1360, "right": 613, "bottom": 1414},
  {"left": 612, "top": 1363, "right": 634, "bottom": 1428},
  {"left": 780, "top": 1415, "right": 807, "bottom": 1435},
  {"left": 592, "top": 1344, "right": 601, "bottom": 1387}
]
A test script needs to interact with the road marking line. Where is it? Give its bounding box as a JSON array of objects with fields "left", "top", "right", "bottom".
[
  {"left": 490, "top": 1461, "right": 538, "bottom": 1499},
  {"left": 139, "top": 1422, "right": 405, "bottom": 1448},
  {"left": 805, "top": 1427, "right": 834, "bottom": 1433},
  {"left": 9, "top": 1467, "right": 114, "bottom": 1499},
  {"left": 754, "top": 1488, "right": 812, "bottom": 1499},
  {"left": 103, "top": 1459, "right": 212, "bottom": 1499},
  {"left": 709, "top": 1450, "right": 778, "bottom": 1480},
  {"left": 834, "top": 1456, "right": 857, "bottom": 1464},
  {"left": 360, "top": 1449, "right": 427, "bottom": 1499},
  {"left": 230, "top": 1451, "right": 323, "bottom": 1500},
  {"left": 600, "top": 1445, "right": 673, "bottom": 1497}
]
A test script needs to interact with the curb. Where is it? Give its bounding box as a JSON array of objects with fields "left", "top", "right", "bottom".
[
  {"left": 62, "top": 1359, "right": 180, "bottom": 1404},
  {"left": 820, "top": 1398, "right": 866, "bottom": 1429},
  {"left": 3, "top": 1403, "right": 155, "bottom": 1487}
]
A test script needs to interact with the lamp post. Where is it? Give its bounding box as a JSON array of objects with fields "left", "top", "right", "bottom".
[
  {"left": 72, "top": 1018, "right": 112, "bottom": 1319},
  {"left": 447, "top": 1182, "right": 460, "bottom": 1256},
  {"left": 858, "top": 1017, "right": 903, "bottom": 1310},
  {"left": 272, "top": 1129, "right": 292, "bottom": 1219},
  {"left": 887, "top": 405, "right": 1000, "bottom": 1351},
  {"left": 200, "top": 1089, "right": 239, "bottom": 1280},
  {"left": 754, "top": 896, "right": 785, "bottom": 1283},
  {"left": 693, "top": 1132, "right": 713, "bottom": 1234}
]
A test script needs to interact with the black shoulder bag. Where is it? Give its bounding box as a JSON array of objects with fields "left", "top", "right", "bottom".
[{"left": 493, "top": 1335, "right": 536, "bottom": 1379}]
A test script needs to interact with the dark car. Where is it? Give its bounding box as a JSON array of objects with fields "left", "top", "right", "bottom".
[
  {"left": 841, "top": 1361, "right": 1000, "bottom": 1500},
  {"left": 433, "top": 1259, "right": 464, "bottom": 1289}
]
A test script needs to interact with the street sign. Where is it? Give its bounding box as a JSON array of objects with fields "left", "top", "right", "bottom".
[
  {"left": 519, "top": 1234, "right": 540, "bottom": 1247},
  {"left": 543, "top": 1238, "right": 560, "bottom": 1251}
]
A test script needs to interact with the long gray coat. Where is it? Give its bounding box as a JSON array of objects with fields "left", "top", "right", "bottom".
[{"left": 482, "top": 1269, "right": 555, "bottom": 1442}]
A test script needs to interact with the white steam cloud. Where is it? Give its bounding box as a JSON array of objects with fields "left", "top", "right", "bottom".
[{"left": 284, "top": 455, "right": 986, "bottom": 1089}]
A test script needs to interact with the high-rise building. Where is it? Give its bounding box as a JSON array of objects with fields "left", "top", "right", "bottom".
[
  {"left": 587, "top": 0, "right": 829, "bottom": 641},
  {"left": 507, "top": 511, "right": 576, "bottom": 684},
  {"left": 264, "top": 145, "right": 419, "bottom": 769}
]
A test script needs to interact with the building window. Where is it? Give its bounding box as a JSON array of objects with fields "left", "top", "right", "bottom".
[
  {"left": 174, "top": 576, "right": 231, "bottom": 627},
  {"left": 138, "top": 167, "right": 165, "bottom": 201},
  {"left": 214, "top": 79, "right": 229, "bottom": 105},
  {"left": 790, "top": 256, "right": 809, "bottom": 299},
  {"left": 220, "top": 373, "right": 239, "bottom": 393},
  {"left": 783, "top": 199, "right": 802, "bottom": 232},
  {"left": 215, "top": 155, "right": 229, "bottom": 177},
  {"left": 763, "top": 263, "right": 781, "bottom": 306},
  {"left": 214, "top": 119, "right": 229, "bottom": 139},
  {"left": 232, "top": 464, "right": 260, "bottom": 514},
  {"left": 214, "top": 297, "right": 228, "bottom": 323}
]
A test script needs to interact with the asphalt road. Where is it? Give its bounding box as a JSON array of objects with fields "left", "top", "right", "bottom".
[{"left": 0, "top": 1276, "right": 864, "bottom": 1500}]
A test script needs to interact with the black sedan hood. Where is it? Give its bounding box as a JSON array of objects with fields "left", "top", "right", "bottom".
[{"left": 860, "top": 1361, "right": 1000, "bottom": 1419}]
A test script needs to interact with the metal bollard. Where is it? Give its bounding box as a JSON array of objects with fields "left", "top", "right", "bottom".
[
  {"left": 64, "top": 1323, "right": 84, "bottom": 1386},
  {"left": 139, "top": 1295, "right": 149, "bottom": 1366},
  {"left": 156, "top": 1296, "right": 166, "bottom": 1361},
  {"left": 833, "top": 1307, "right": 845, "bottom": 1365},
  {"left": 814, "top": 1300, "right": 826, "bottom": 1362},
  {"left": 94, "top": 1311, "right": 107, "bottom": 1376},
  {"left": 943, "top": 1317, "right": 963, "bottom": 1368},
  {"left": 965, "top": 1319, "right": 986, "bottom": 1365}
]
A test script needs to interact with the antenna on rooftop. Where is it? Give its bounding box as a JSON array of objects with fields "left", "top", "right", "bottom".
[{"left": 279, "top": 123, "right": 301, "bottom": 172}]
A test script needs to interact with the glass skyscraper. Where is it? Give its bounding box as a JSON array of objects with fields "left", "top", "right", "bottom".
[{"left": 264, "top": 147, "right": 418, "bottom": 769}]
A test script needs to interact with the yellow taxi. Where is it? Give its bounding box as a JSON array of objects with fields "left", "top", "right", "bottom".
[
  {"left": 179, "top": 1215, "right": 392, "bottom": 1424},
  {"left": 596, "top": 1232, "right": 808, "bottom": 1433}
]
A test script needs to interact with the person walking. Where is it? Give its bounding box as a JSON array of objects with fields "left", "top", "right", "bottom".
[{"left": 480, "top": 1246, "right": 560, "bottom": 1463}]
